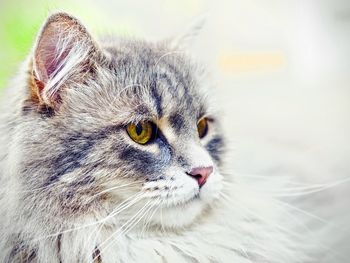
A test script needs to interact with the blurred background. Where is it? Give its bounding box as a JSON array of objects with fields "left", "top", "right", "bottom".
[{"left": 0, "top": 0, "right": 349, "bottom": 225}]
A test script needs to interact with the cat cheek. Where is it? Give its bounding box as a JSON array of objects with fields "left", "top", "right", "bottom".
[
  {"left": 205, "top": 135, "right": 225, "bottom": 164},
  {"left": 117, "top": 143, "right": 171, "bottom": 178}
]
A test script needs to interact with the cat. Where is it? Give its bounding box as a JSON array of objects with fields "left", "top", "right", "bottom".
[{"left": 0, "top": 12, "right": 344, "bottom": 263}]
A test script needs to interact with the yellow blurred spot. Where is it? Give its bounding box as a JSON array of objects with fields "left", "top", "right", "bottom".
[{"left": 218, "top": 51, "right": 285, "bottom": 73}]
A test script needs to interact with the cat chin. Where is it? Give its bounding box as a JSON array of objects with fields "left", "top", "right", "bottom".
[
  {"left": 149, "top": 197, "right": 205, "bottom": 228},
  {"left": 148, "top": 178, "right": 222, "bottom": 229}
]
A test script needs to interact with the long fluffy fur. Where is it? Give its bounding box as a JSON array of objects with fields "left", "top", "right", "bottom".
[{"left": 0, "top": 12, "right": 348, "bottom": 263}]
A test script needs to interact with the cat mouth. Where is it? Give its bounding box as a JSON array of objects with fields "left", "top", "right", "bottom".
[
  {"left": 147, "top": 192, "right": 206, "bottom": 228},
  {"left": 160, "top": 192, "right": 201, "bottom": 208}
]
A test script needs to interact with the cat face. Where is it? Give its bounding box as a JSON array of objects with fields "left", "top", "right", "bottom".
[{"left": 22, "top": 13, "right": 225, "bottom": 229}]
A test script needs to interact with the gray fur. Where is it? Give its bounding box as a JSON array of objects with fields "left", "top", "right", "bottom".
[
  {"left": 0, "top": 12, "right": 338, "bottom": 263},
  {"left": 0, "top": 12, "right": 226, "bottom": 262}
]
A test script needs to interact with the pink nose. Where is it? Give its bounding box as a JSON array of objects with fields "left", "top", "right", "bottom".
[{"left": 187, "top": 166, "right": 213, "bottom": 187}]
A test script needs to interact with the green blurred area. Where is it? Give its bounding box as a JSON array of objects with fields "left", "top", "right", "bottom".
[
  {"left": 0, "top": 0, "right": 134, "bottom": 89},
  {"left": 0, "top": 2, "right": 41, "bottom": 88}
]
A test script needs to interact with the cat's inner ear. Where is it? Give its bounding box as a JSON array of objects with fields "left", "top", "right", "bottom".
[{"left": 32, "top": 12, "right": 97, "bottom": 108}]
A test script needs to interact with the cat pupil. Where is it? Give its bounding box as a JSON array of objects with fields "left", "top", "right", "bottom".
[{"left": 136, "top": 123, "right": 143, "bottom": 136}]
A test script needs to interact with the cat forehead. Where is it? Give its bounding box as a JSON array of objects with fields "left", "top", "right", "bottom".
[{"left": 101, "top": 43, "right": 208, "bottom": 123}]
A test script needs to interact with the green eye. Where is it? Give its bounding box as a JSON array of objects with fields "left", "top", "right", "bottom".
[
  {"left": 126, "top": 122, "right": 154, "bottom": 145},
  {"left": 197, "top": 117, "right": 209, "bottom": 139}
]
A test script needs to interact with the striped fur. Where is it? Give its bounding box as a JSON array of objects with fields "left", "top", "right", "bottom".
[{"left": 0, "top": 12, "right": 341, "bottom": 263}]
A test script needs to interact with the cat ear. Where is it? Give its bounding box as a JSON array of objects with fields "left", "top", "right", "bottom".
[
  {"left": 31, "top": 12, "right": 98, "bottom": 108},
  {"left": 169, "top": 15, "right": 206, "bottom": 50}
]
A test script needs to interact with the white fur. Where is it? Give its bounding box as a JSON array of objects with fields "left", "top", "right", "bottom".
[{"left": 1, "top": 12, "right": 347, "bottom": 263}]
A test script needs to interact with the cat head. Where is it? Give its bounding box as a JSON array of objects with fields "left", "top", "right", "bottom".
[{"left": 22, "top": 12, "right": 225, "bottom": 229}]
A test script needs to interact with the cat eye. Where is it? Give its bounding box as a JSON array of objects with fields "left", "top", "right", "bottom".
[
  {"left": 126, "top": 122, "right": 155, "bottom": 145},
  {"left": 197, "top": 117, "right": 209, "bottom": 139}
]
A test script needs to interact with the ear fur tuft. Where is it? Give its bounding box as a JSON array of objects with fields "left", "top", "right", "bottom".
[
  {"left": 31, "top": 12, "right": 98, "bottom": 108},
  {"left": 169, "top": 15, "right": 206, "bottom": 50}
]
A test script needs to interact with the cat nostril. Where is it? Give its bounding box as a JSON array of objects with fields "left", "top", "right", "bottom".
[{"left": 187, "top": 166, "right": 213, "bottom": 188}]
